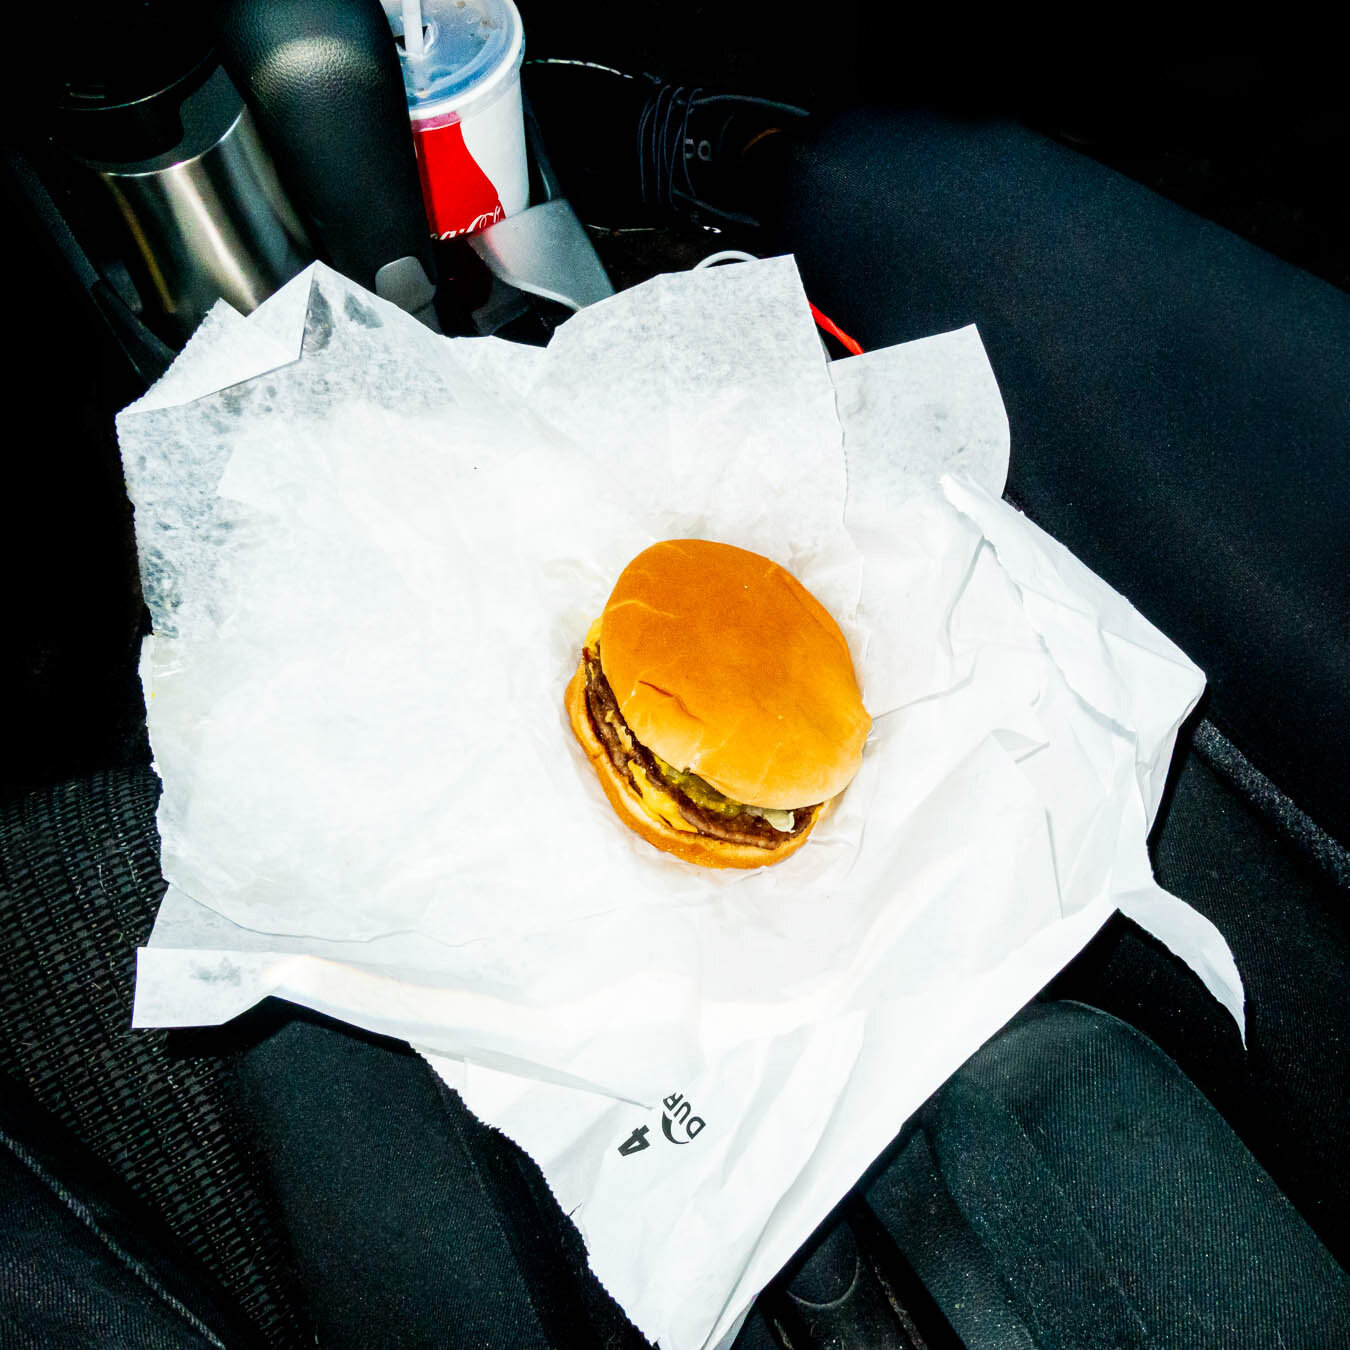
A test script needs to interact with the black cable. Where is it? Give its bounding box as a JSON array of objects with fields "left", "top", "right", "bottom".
[{"left": 636, "top": 83, "right": 808, "bottom": 227}]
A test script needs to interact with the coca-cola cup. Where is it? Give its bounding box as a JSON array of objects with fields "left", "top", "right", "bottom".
[{"left": 389, "top": 0, "right": 528, "bottom": 239}]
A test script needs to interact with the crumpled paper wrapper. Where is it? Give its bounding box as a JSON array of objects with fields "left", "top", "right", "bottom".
[{"left": 118, "top": 259, "right": 1243, "bottom": 1349}]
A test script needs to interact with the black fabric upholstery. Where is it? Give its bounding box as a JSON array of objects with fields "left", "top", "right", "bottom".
[
  {"left": 0, "top": 769, "right": 310, "bottom": 1349},
  {"left": 1049, "top": 741, "right": 1350, "bottom": 1267},
  {"left": 866, "top": 1001, "right": 1350, "bottom": 1348},
  {"left": 1190, "top": 718, "right": 1350, "bottom": 887},
  {"left": 2, "top": 1082, "right": 257, "bottom": 1348},
  {"left": 758, "top": 106, "right": 1350, "bottom": 846}
]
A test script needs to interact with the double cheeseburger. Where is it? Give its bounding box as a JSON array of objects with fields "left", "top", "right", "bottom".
[{"left": 566, "top": 539, "right": 871, "bottom": 868}]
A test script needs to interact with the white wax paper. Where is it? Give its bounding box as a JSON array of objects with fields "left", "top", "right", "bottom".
[{"left": 118, "top": 259, "right": 1243, "bottom": 1348}]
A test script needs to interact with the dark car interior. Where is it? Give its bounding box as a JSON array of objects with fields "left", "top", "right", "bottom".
[{"left": 3, "top": 3, "right": 1348, "bottom": 1345}]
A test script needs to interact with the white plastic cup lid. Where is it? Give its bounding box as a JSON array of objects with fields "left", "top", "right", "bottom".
[{"left": 385, "top": 0, "right": 524, "bottom": 118}]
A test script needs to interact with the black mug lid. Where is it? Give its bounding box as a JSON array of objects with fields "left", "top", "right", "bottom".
[{"left": 51, "top": 1, "right": 217, "bottom": 163}]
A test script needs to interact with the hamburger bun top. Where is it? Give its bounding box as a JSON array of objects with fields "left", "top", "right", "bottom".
[{"left": 598, "top": 540, "right": 870, "bottom": 810}]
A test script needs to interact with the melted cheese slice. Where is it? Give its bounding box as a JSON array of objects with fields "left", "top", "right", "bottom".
[{"left": 628, "top": 760, "right": 700, "bottom": 833}]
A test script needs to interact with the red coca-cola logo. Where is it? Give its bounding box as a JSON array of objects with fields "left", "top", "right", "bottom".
[{"left": 411, "top": 114, "right": 504, "bottom": 240}]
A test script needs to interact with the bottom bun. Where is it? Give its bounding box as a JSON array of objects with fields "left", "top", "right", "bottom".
[{"left": 566, "top": 662, "right": 824, "bottom": 869}]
